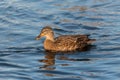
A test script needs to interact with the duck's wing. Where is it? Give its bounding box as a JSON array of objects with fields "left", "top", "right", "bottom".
[
  {"left": 54, "top": 36, "right": 78, "bottom": 51},
  {"left": 55, "top": 35, "right": 89, "bottom": 43},
  {"left": 55, "top": 35, "right": 95, "bottom": 46},
  {"left": 54, "top": 35, "right": 95, "bottom": 51},
  {"left": 55, "top": 36, "right": 78, "bottom": 46}
]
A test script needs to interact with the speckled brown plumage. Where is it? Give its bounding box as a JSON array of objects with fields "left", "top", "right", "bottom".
[{"left": 36, "top": 26, "right": 95, "bottom": 52}]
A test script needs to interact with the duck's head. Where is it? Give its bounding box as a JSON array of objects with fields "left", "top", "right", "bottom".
[{"left": 36, "top": 26, "right": 54, "bottom": 40}]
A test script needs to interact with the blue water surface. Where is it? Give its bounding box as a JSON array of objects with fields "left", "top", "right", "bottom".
[{"left": 0, "top": 0, "right": 120, "bottom": 80}]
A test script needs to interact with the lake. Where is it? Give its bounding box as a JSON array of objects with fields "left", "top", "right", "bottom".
[{"left": 0, "top": 0, "right": 120, "bottom": 80}]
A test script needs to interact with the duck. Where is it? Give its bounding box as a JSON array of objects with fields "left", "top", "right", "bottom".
[{"left": 35, "top": 26, "right": 95, "bottom": 52}]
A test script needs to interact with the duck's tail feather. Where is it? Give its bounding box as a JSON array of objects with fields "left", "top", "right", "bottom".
[{"left": 87, "top": 39, "right": 96, "bottom": 44}]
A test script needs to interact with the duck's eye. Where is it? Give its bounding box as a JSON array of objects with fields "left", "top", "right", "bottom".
[{"left": 43, "top": 31, "right": 48, "bottom": 34}]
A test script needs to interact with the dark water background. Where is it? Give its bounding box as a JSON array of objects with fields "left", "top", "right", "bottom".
[{"left": 0, "top": 0, "right": 120, "bottom": 80}]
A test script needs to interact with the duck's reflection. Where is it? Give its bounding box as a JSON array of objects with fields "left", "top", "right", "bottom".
[
  {"left": 39, "top": 51, "right": 56, "bottom": 70},
  {"left": 39, "top": 50, "right": 92, "bottom": 71}
]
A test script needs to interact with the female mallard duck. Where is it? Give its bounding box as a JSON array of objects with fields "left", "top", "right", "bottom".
[{"left": 36, "top": 26, "right": 95, "bottom": 52}]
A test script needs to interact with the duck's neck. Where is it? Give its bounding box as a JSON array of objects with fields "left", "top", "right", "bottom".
[
  {"left": 46, "top": 34, "right": 55, "bottom": 42},
  {"left": 44, "top": 35, "right": 55, "bottom": 50}
]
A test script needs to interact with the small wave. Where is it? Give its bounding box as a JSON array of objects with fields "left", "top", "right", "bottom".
[{"left": 0, "top": 62, "right": 27, "bottom": 69}]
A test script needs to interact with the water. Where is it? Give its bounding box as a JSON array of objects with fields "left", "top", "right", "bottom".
[{"left": 0, "top": 0, "right": 120, "bottom": 80}]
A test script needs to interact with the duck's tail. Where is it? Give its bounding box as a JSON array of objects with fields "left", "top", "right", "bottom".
[{"left": 87, "top": 39, "right": 96, "bottom": 44}]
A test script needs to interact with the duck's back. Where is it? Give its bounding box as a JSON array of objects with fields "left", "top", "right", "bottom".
[{"left": 53, "top": 35, "right": 91, "bottom": 51}]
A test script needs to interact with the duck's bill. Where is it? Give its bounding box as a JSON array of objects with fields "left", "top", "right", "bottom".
[{"left": 35, "top": 35, "right": 41, "bottom": 40}]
